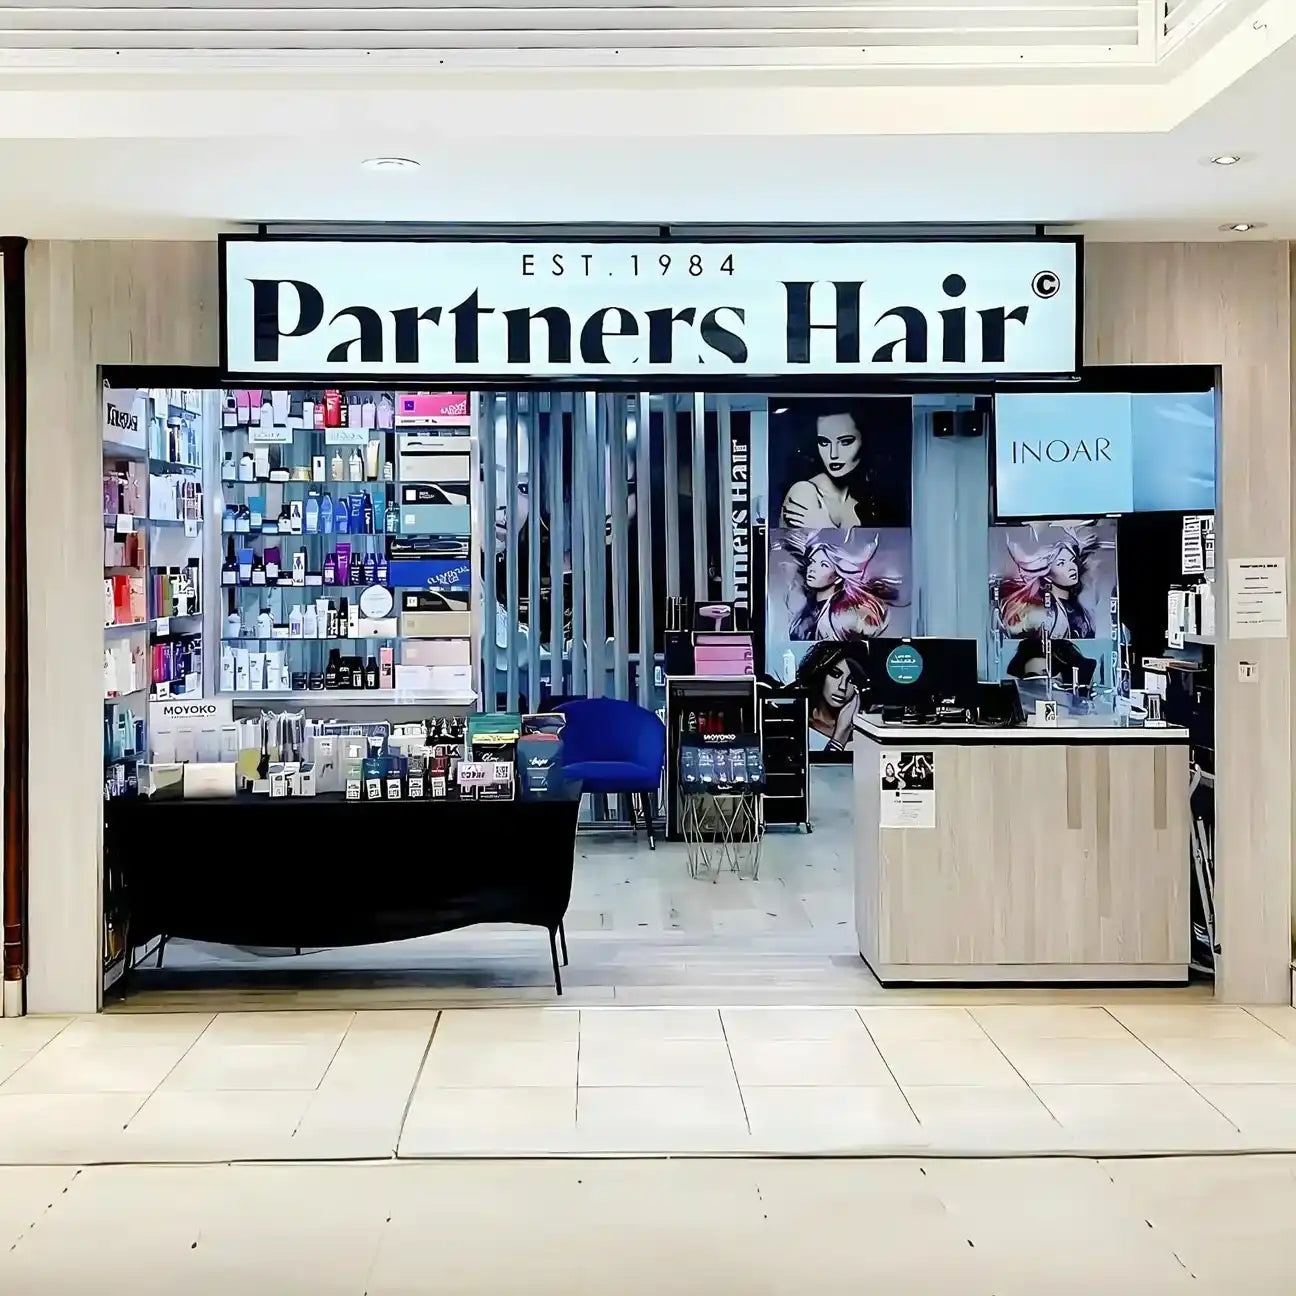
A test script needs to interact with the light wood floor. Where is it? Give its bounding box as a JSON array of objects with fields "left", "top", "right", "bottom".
[{"left": 115, "top": 768, "right": 1214, "bottom": 1013}]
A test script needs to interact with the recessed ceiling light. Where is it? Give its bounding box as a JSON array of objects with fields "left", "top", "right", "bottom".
[
  {"left": 1209, "top": 154, "right": 1243, "bottom": 166},
  {"left": 362, "top": 157, "right": 420, "bottom": 172},
  {"left": 1220, "top": 222, "right": 1264, "bottom": 233}
]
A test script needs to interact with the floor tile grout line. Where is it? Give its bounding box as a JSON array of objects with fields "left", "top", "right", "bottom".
[
  {"left": 853, "top": 1008, "right": 921, "bottom": 1125},
  {"left": 717, "top": 1010, "right": 752, "bottom": 1135},
  {"left": 0, "top": 1017, "right": 80, "bottom": 1091},
  {"left": 391, "top": 1011, "right": 442, "bottom": 1159},
  {"left": 290, "top": 1011, "right": 358, "bottom": 1139},
  {"left": 1239, "top": 1005, "right": 1296, "bottom": 1044},
  {"left": 1100, "top": 1009, "right": 1245, "bottom": 1133},
  {"left": 963, "top": 1023, "right": 1063, "bottom": 1127},
  {"left": 574, "top": 1008, "right": 583, "bottom": 1129},
  {"left": 120, "top": 1011, "right": 222, "bottom": 1131}
]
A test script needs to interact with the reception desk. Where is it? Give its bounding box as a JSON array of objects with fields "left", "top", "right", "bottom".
[{"left": 853, "top": 714, "right": 1191, "bottom": 985}]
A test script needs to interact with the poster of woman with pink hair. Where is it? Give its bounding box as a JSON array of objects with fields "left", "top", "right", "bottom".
[
  {"left": 768, "top": 526, "right": 912, "bottom": 645},
  {"left": 990, "top": 520, "right": 1117, "bottom": 642}
]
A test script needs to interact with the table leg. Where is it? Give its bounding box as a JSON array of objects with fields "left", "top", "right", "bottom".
[
  {"left": 548, "top": 927, "right": 564, "bottom": 995},
  {"left": 559, "top": 920, "right": 569, "bottom": 967}
]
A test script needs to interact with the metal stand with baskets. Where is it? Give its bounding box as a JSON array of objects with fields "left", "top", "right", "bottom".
[{"left": 677, "top": 733, "right": 765, "bottom": 881}]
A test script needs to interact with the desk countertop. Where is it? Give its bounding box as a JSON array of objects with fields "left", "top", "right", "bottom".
[{"left": 853, "top": 713, "right": 1190, "bottom": 745}]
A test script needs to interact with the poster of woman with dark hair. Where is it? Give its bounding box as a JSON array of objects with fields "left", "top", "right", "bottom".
[{"left": 768, "top": 398, "right": 913, "bottom": 530}]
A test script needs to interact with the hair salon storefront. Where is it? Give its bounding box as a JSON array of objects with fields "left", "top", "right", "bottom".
[{"left": 6, "top": 229, "right": 1292, "bottom": 1015}]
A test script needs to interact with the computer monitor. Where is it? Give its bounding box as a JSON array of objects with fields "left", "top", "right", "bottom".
[{"left": 864, "top": 637, "right": 980, "bottom": 716}]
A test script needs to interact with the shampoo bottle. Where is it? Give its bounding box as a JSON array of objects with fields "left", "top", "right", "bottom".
[
  {"left": 348, "top": 448, "right": 363, "bottom": 482},
  {"left": 330, "top": 449, "right": 345, "bottom": 482},
  {"left": 319, "top": 493, "right": 334, "bottom": 534},
  {"left": 302, "top": 602, "right": 318, "bottom": 639},
  {"left": 221, "top": 539, "right": 238, "bottom": 586},
  {"left": 305, "top": 493, "right": 320, "bottom": 535}
]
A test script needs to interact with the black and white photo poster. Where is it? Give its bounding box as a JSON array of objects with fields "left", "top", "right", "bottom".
[{"left": 879, "top": 749, "right": 935, "bottom": 829}]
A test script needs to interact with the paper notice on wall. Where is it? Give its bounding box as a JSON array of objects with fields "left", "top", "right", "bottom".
[
  {"left": 879, "top": 749, "right": 935, "bottom": 829},
  {"left": 1228, "top": 558, "right": 1287, "bottom": 640},
  {"left": 1181, "top": 516, "right": 1204, "bottom": 575},
  {"left": 1202, "top": 516, "right": 1216, "bottom": 572}
]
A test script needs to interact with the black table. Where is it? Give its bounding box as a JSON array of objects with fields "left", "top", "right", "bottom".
[{"left": 103, "top": 789, "right": 582, "bottom": 993}]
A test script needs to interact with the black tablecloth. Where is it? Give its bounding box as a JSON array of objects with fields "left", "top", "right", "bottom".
[{"left": 103, "top": 791, "right": 581, "bottom": 955}]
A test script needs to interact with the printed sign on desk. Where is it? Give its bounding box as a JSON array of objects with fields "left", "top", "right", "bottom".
[{"left": 879, "top": 749, "right": 935, "bottom": 829}]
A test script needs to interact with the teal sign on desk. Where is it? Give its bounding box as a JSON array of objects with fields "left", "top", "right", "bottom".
[{"left": 885, "top": 644, "right": 924, "bottom": 685}]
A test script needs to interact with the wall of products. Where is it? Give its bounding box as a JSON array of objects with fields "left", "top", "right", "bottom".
[
  {"left": 215, "top": 388, "right": 475, "bottom": 702},
  {"left": 103, "top": 385, "right": 207, "bottom": 804}
]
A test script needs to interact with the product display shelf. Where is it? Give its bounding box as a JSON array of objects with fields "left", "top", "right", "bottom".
[
  {"left": 224, "top": 688, "right": 477, "bottom": 706},
  {"left": 147, "top": 388, "right": 205, "bottom": 704},
  {"left": 104, "top": 439, "right": 147, "bottom": 462},
  {"left": 212, "top": 388, "right": 477, "bottom": 709},
  {"left": 149, "top": 456, "right": 200, "bottom": 475}
]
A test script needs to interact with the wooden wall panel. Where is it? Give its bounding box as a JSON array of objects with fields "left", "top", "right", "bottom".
[
  {"left": 25, "top": 241, "right": 217, "bottom": 1014},
  {"left": 1086, "top": 242, "right": 1293, "bottom": 1004}
]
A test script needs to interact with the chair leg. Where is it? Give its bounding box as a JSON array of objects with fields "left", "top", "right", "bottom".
[
  {"left": 548, "top": 927, "right": 564, "bottom": 995},
  {"left": 559, "top": 920, "right": 569, "bottom": 967},
  {"left": 641, "top": 792, "right": 656, "bottom": 850}
]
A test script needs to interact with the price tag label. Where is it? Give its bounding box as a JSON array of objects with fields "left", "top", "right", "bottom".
[
  {"left": 248, "top": 422, "right": 294, "bottom": 445},
  {"left": 155, "top": 617, "right": 170, "bottom": 637},
  {"left": 115, "top": 514, "right": 134, "bottom": 535},
  {"left": 325, "top": 427, "right": 370, "bottom": 447},
  {"left": 184, "top": 519, "right": 199, "bottom": 537},
  {"left": 456, "top": 760, "right": 491, "bottom": 787},
  {"left": 154, "top": 680, "right": 171, "bottom": 699}
]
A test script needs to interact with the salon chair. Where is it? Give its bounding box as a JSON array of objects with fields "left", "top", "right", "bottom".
[{"left": 554, "top": 697, "right": 666, "bottom": 848}]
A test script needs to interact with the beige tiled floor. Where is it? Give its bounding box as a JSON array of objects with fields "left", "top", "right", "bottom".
[
  {"left": 6, "top": 1156, "right": 1296, "bottom": 1293},
  {"left": 4, "top": 1003, "right": 1296, "bottom": 1162}
]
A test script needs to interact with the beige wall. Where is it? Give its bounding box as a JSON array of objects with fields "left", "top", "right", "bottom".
[
  {"left": 1085, "top": 242, "right": 1293, "bottom": 1003},
  {"left": 21, "top": 238, "right": 1296, "bottom": 1012},
  {"left": 26, "top": 241, "right": 217, "bottom": 1013}
]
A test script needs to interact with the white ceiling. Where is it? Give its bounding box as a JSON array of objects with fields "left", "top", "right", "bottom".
[{"left": 0, "top": 0, "right": 1291, "bottom": 238}]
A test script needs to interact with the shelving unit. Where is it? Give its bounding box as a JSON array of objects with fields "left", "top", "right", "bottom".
[
  {"left": 102, "top": 384, "right": 208, "bottom": 988},
  {"left": 211, "top": 388, "right": 477, "bottom": 705}
]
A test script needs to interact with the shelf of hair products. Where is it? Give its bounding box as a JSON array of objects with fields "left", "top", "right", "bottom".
[{"left": 99, "top": 383, "right": 498, "bottom": 990}]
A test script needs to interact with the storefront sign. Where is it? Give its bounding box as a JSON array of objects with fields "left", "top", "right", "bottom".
[
  {"left": 222, "top": 236, "right": 1080, "bottom": 380},
  {"left": 102, "top": 385, "right": 148, "bottom": 449},
  {"left": 729, "top": 420, "right": 751, "bottom": 613}
]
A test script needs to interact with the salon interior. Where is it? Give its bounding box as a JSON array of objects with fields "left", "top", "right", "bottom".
[{"left": 132, "top": 373, "right": 1217, "bottom": 1001}]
